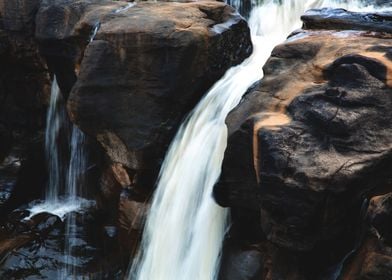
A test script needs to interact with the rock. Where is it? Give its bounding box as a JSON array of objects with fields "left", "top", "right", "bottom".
[
  {"left": 219, "top": 242, "right": 263, "bottom": 280},
  {"left": 0, "top": 206, "right": 125, "bottom": 279},
  {"left": 118, "top": 188, "right": 149, "bottom": 255},
  {"left": 0, "top": 138, "right": 47, "bottom": 216},
  {"left": 110, "top": 163, "right": 131, "bottom": 187},
  {"left": 338, "top": 194, "right": 392, "bottom": 280},
  {"left": 35, "top": 0, "right": 252, "bottom": 192},
  {"left": 226, "top": 0, "right": 253, "bottom": 19},
  {"left": 302, "top": 8, "right": 392, "bottom": 33},
  {"left": 35, "top": 0, "right": 125, "bottom": 96},
  {"left": 0, "top": 0, "right": 41, "bottom": 33},
  {"left": 31, "top": 212, "right": 62, "bottom": 233},
  {"left": 0, "top": 0, "right": 50, "bottom": 215},
  {"left": 0, "top": 0, "right": 49, "bottom": 136},
  {"left": 0, "top": 123, "right": 12, "bottom": 163},
  {"left": 216, "top": 9, "right": 392, "bottom": 254},
  {"left": 62, "top": 1, "right": 251, "bottom": 181},
  {"left": 0, "top": 149, "right": 21, "bottom": 209},
  {"left": 367, "top": 194, "right": 392, "bottom": 246}
]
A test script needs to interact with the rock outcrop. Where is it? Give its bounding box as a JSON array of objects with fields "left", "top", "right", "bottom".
[
  {"left": 216, "top": 8, "right": 392, "bottom": 279},
  {"left": 1, "top": 0, "right": 253, "bottom": 277},
  {"left": 34, "top": 0, "right": 252, "bottom": 233},
  {"left": 60, "top": 1, "right": 252, "bottom": 181}
]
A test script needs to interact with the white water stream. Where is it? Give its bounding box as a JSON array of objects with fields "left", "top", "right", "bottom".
[
  {"left": 129, "top": 1, "right": 386, "bottom": 280},
  {"left": 27, "top": 78, "right": 92, "bottom": 221},
  {"left": 44, "top": 76, "right": 66, "bottom": 203}
]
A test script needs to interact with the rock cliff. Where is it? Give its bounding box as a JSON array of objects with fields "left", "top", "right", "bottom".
[{"left": 216, "top": 8, "right": 392, "bottom": 280}]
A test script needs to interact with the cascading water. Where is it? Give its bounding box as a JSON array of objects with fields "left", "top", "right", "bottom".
[
  {"left": 44, "top": 75, "right": 67, "bottom": 203},
  {"left": 60, "top": 23, "right": 102, "bottom": 279},
  {"left": 27, "top": 23, "right": 101, "bottom": 279},
  {"left": 26, "top": 79, "right": 90, "bottom": 220},
  {"left": 61, "top": 127, "right": 90, "bottom": 279},
  {"left": 129, "top": 1, "right": 386, "bottom": 280}
]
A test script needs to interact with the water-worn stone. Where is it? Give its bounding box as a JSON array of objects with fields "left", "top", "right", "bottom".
[
  {"left": 35, "top": 0, "right": 252, "bottom": 193},
  {"left": 66, "top": 1, "right": 252, "bottom": 176},
  {"left": 215, "top": 8, "right": 392, "bottom": 279}
]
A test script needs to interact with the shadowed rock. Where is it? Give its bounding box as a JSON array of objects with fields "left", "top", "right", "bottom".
[{"left": 59, "top": 1, "right": 252, "bottom": 184}]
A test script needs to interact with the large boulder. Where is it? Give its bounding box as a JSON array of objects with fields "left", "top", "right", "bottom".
[
  {"left": 59, "top": 1, "right": 252, "bottom": 185},
  {"left": 215, "top": 5, "right": 392, "bottom": 265}
]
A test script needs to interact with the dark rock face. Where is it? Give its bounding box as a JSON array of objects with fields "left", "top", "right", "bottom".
[
  {"left": 35, "top": 0, "right": 125, "bottom": 97},
  {"left": 219, "top": 242, "right": 263, "bottom": 280},
  {"left": 337, "top": 194, "right": 392, "bottom": 280},
  {"left": 0, "top": 207, "right": 125, "bottom": 279},
  {"left": 66, "top": 1, "right": 252, "bottom": 176},
  {"left": 0, "top": 0, "right": 50, "bottom": 213},
  {"left": 0, "top": 0, "right": 41, "bottom": 33},
  {"left": 216, "top": 9, "right": 392, "bottom": 280}
]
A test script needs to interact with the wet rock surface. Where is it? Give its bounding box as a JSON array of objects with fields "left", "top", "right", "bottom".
[
  {"left": 0, "top": 0, "right": 50, "bottom": 214},
  {"left": 0, "top": 204, "right": 125, "bottom": 279},
  {"left": 1, "top": 0, "right": 253, "bottom": 278},
  {"left": 216, "top": 8, "right": 392, "bottom": 280},
  {"left": 65, "top": 1, "right": 252, "bottom": 176}
]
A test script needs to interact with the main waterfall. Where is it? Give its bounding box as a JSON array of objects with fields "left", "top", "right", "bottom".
[{"left": 130, "top": 1, "right": 383, "bottom": 280}]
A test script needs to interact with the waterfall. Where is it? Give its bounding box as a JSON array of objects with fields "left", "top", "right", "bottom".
[
  {"left": 129, "top": 0, "right": 384, "bottom": 280},
  {"left": 44, "top": 75, "right": 67, "bottom": 203},
  {"left": 26, "top": 80, "right": 91, "bottom": 220},
  {"left": 62, "top": 127, "right": 89, "bottom": 279}
]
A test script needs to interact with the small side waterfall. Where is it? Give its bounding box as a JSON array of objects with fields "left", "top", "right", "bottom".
[
  {"left": 129, "top": 0, "right": 383, "bottom": 280},
  {"left": 62, "top": 127, "right": 89, "bottom": 279},
  {"left": 27, "top": 23, "right": 101, "bottom": 278},
  {"left": 27, "top": 80, "right": 90, "bottom": 219},
  {"left": 44, "top": 75, "right": 67, "bottom": 203}
]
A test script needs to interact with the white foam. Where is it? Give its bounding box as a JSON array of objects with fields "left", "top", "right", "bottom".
[{"left": 25, "top": 197, "right": 95, "bottom": 221}]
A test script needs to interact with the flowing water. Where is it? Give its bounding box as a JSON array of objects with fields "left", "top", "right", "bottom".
[
  {"left": 129, "top": 0, "right": 387, "bottom": 280},
  {"left": 27, "top": 25, "right": 99, "bottom": 278},
  {"left": 26, "top": 79, "right": 92, "bottom": 221},
  {"left": 61, "top": 126, "right": 90, "bottom": 279},
  {"left": 44, "top": 75, "right": 67, "bottom": 203}
]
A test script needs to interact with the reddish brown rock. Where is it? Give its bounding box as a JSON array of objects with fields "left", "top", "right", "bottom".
[
  {"left": 67, "top": 1, "right": 252, "bottom": 173},
  {"left": 216, "top": 12, "right": 392, "bottom": 252},
  {"left": 118, "top": 189, "right": 149, "bottom": 256},
  {"left": 216, "top": 8, "right": 392, "bottom": 280}
]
